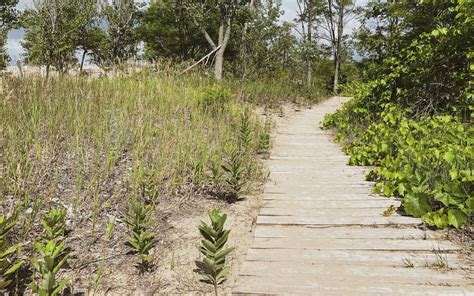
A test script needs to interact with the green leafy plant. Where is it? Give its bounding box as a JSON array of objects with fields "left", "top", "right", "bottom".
[
  {"left": 324, "top": 96, "right": 473, "bottom": 229},
  {"left": 137, "top": 169, "right": 159, "bottom": 203},
  {"left": 198, "top": 84, "right": 232, "bottom": 113},
  {"left": 29, "top": 240, "right": 69, "bottom": 296},
  {"left": 124, "top": 200, "right": 155, "bottom": 272},
  {"left": 239, "top": 109, "right": 253, "bottom": 151},
  {"left": 0, "top": 215, "right": 24, "bottom": 292},
  {"left": 221, "top": 146, "right": 245, "bottom": 200},
  {"left": 258, "top": 119, "right": 271, "bottom": 155},
  {"left": 41, "top": 208, "right": 66, "bottom": 241},
  {"left": 197, "top": 208, "right": 234, "bottom": 296},
  {"left": 29, "top": 209, "right": 69, "bottom": 296},
  {"left": 207, "top": 157, "right": 223, "bottom": 188}
]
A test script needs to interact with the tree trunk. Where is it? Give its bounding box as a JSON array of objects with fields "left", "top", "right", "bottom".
[
  {"left": 306, "top": 0, "right": 313, "bottom": 87},
  {"left": 213, "top": 17, "right": 232, "bottom": 80},
  {"left": 333, "top": 53, "right": 340, "bottom": 93},
  {"left": 214, "top": 48, "right": 224, "bottom": 80},
  {"left": 333, "top": 3, "right": 344, "bottom": 93},
  {"left": 80, "top": 49, "right": 88, "bottom": 73}
]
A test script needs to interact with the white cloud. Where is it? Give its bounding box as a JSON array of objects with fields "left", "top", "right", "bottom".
[{"left": 6, "top": 29, "right": 25, "bottom": 64}]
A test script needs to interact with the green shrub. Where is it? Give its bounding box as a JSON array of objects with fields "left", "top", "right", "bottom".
[
  {"left": 198, "top": 84, "right": 233, "bottom": 113},
  {"left": 324, "top": 101, "right": 473, "bottom": 228}
]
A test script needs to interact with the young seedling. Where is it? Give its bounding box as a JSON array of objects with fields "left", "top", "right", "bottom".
[
  {"left": 29, "top": 208, "right": 69, "bottom": 296},
  {"left": 198, "top": 208, "right": 234, "bottom": 296},
  {"left": 41, "top": 208, "right": 66, "bottom": 241},
  {"left": 258, "top": 119, "right": 271, "bottom": 156},
  {"left": 29, "top": 240, "right": 69, "bottom": 296},
  {"left": 222, "top": 146, "right": 245, "bottom": 200},
  {"left": 124, "top": 200, "right": 155, "bottom": 272},
  {"left": 0, "top": 215, "right": 24, "bottom": 292},
  {"left": 239, "top": 109, "right": 253, "bottom": 151}
]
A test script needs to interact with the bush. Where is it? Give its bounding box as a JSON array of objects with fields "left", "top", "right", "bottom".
[
  {"left": 198, "top": 84, "right": 233, "bottom": 113},
  {"left": 323, "top": 100, "right": 473, "bottom": 229}
]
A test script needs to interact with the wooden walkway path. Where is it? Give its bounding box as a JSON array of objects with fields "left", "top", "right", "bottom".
[{"left": 233, "top": 97, "right": 473, "bottom": 295}]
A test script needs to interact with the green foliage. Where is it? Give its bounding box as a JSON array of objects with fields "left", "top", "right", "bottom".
[
  {"left": 0, "top": 0, "right": 19, "bottom": 70},
  {"left": 198, "top": 84, "right": 232, "bottom": 113},
  {"left": 29, "top": 209, "right": 69, "bottom": 296},
  {"left": 239, "top": 109, "right": 253, "bottom": 151},
  {"left": 221, "top": 146, "right": 245, "bottom": 200},
  {"left": 197, "top": 208, "right": 234, "bottom": 295},
  {"left": 29, "top": 240, "right": 69, "bottom": 296},
  {"left": 354, "top": 0, "right": 473, "bottom": 114},
  {"left": 124, "top": 200, "right": 155, "bottom": 271},
  {"left": 41, "top": 208, "right": 66, "bottom": 241},
  {"left": 324, "top": 101, "right": 473, "bottom": 229},
  {"left": 21, "top": 0, "right": 96, "bottom": 74},
  {"left": 0, "top": 215, "right": 23, "bottom": 292},
  {"left": 137, "top": 0, "right": 209, "bottom": 61},
  {"left": 136, "top": 169, "right": 159, "bottom": 203},
  {"left": 258, "top": 118, "right": 271, "bottom": 155},
  {"left": 91, "top": 0, "right": 140, "bottom": 68},
  {"left": 324, "top": 1, "right": 473, "bottom": 229}
]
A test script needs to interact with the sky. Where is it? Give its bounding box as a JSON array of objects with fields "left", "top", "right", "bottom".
[{"left": 5, "top": 0, "right": 364, "bottom": 64}]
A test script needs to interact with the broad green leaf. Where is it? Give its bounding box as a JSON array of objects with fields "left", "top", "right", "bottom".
[
  {"left": 447, "top": 209, "right": 466, "bottom": 228},
  {"left": 404, "top": 192, "right": 432, "bottom": 217}
]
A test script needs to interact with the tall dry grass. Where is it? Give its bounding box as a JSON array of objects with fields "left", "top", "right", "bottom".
[{"left": 0, "top": 72, "right": 269, "bottom": 234}]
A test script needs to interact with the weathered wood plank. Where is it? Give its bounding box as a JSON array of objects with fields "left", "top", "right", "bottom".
[
  {"left": 244, "top": 248, "right": 463, "bottom": 268},
  {"left": 263, "top": 199, "right": 402, "bottom": 208},
  {"left": 233, "top": 276, "right": 472, "bottom": 295},
  {"left": 257, "top": 215, "right": 421, "bottom": 226},
  {"left": 250, "top": 237, "right": 460, "bottom": 251},
  {"left": 238, "top": 261, "right": 465, "bottom": 282},
  {"left": 253, "top": 225, "right": 436, "bottom": 239},
  {"left": 259, "top": 207, "right": 404, "bottom": 217}
]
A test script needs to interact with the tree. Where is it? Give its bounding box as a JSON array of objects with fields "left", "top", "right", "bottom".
[
  {"left": 74, "top": 0, "right": 101, "bottom": 73},
  {"left": 0, "top": 0, "right": 19, "bottom": 70},
  {"left": 295, "top": 0, "right": 324, "bottom": 86},
  {"left": 91, "top": 0, "right": 140, "bottom": 68},
  {"left": 138, "top": 0, "right": 209, "bottom": 61},
  {"left": 22, "top": 0, "right": 86, "bottom": 76},
  {"left": 190, "top": 0, "right": 250, "bottom": 80},
  {"left": 321, "top": 0, "right": 355, "bottom": 93},
  {"left": 238, "top": 0, "right": 297, "bottom": 79},
  {"left": 354, "top": 0, "right": 473, "bottom": 115}
]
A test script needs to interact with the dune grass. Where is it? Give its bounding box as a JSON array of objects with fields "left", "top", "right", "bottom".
[{"left": 1, "top": 73, "right": 270, "bottom": 233}]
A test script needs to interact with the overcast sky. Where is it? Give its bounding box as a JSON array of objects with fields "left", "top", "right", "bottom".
[{"left": 6, "top": 0, "right": 364, "bottom": 64}]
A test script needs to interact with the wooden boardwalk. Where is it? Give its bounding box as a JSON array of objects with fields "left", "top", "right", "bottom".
[{"left": 233, "top": 97, "right": 473, "bottom": 295}]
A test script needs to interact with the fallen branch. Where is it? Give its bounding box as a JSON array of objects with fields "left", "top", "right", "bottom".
[{"left": 180, "top": 45, "right": 221, "bottom": 75}]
